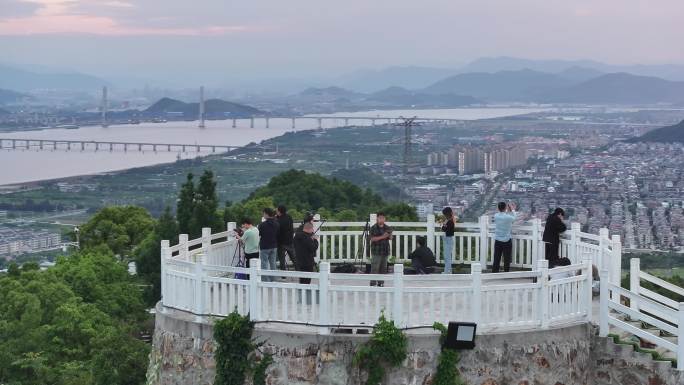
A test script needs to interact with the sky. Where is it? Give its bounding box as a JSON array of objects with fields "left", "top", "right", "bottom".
[{"left": 0, "top": 0, "right": 683, "bottom": 86}]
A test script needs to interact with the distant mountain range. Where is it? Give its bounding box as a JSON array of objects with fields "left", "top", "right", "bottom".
[
  {"left": 420, "top": 69, "right": 684, "bottom": 105},
  {"left": 0, "top": 64, "right": 108, "bottom": 92},
  {"left": 144, "top": 97, "right": 262, "bottom": 118},
  {"left": 0, "top": 107, "right": 9, "bottom": 115},
  {"left": 422, "top": 69, "right": 572, "bottom": 101},
  {"left": 0, "top": 88, "right": 27, "bottom": 104},
  {"left": 457, "top": 56, "right": 684, "bottom": 82},
  {"left": 293, "top": 86, "right": 480, "bottom": 108},
  {"left": 337, "top": 66, "right": 459, "bottom": 93},
  {"left": 628, "top": 120, "right": 684, "bottom": 143},
  {"left": 540, "top": 73, "right": 684, "bottom": 104}
]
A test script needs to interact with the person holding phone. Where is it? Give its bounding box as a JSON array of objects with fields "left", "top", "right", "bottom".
[{"left": 369, "top": 212, "right": 393, "bottom": 286}]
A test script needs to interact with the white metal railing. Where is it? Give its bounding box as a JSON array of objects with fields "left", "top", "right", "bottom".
[
  {"left": 600, "top": 258, "right": 684, "bottom": 370},
  {"left": 160, "top": 217, "right": 614, "bottom": 335}
]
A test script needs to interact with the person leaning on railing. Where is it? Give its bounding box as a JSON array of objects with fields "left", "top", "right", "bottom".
[
  {"left": 543, "top": 208, "right": 567, "bottom": 268},
  {"left": 492, "top": 201, "right": 517, "bottom": 273},
  {"left": 369, "top": 212, "right": 393, "bottom": 287}
]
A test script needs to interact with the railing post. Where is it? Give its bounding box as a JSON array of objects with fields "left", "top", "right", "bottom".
[
  {"left": 471, "top": 263, "right": 482, "bottom": 325},
  {"left": 201, "top": 227, "right": 211, "bottom": 263},
  {"left": 583, "top": 254, "right": 593, "bottom": 323},
  {"left": 179, "top": 234, "right": 189, "bottom": 261},
  {"left": 319, "top": 262, "right": 330, "bottom": 334},
  {"left": 427, "top": 214, "right": 436, "bottom": 252},
  {"left": 598, "top": 228, "right": 609, "bottom": 273},
  {"left": 611, "top": 234, "right": 622, "bottom": 288},
  {"left": 193, "top": 253, "right": 205, "bottom": 318},
  {"left": 392, "top": 264, "right": 404, "bottom": 327},
  {"left": 538, "top": 260, "right": 550, "bottom": 329},
  {"left": 531, "top": 218, "right": 542, "bottom": 270},
  {"left": 160, "top": 240, "right": 170, "bottom": 305},
  {"left": 249, "top": 262, "right": 261, "bottom": 320},
  {"left": 677, "top": 302, "right": 684, "bottom": 370},
  {"left": 570, "top": 222, "right": 581, "bottom": 263},
  {"left": 368, "top": 213, "right": 377, "bottom": 260},
  {"left": 630, "top": 258, "right": 640, "bottom": 313},
  {"left": 227, "top": 222, "right": 236, "bottom": 232},
  {"left": 478, "top": 215, "right": 489, "bottom": 268},
  {"left": 599, "top": 268, "right": 609, "bottom": 337}
]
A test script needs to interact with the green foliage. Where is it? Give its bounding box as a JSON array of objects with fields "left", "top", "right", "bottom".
[
  {"left": 354, "top": 313, "right": 407, "bottom": 385},
  {"left": 432, "top": 322, "right": 466, "bottom": 385},
  {"left": 79, "top": 205, "right": 155, "bottom": 257},
  {"left": 0, "top": 252, "right": 149, "bottom": 385},
  {"left": 224, "top": 169, "right": 417, "bottom": 222},
  {"left": 331, "top": 167, "right": 402, "bottom": 200},
  {"left": 622, "top": 252, "right": 684, "bottom": 270},
  {"left": 177, "top": 170, "right": 223, "bottom": 238},
  {"left": 247, "top": 169, "right": 383, "bottom": 214},
  {"left": 213, "top": 311, "right": 272, "bottom": 385},
  {"left": 134, "top": 206, "right": 179, "bottom": 305}
]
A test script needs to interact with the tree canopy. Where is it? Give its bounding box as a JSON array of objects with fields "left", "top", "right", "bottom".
[
  {"left": 0, "top": 252, "right": 149, "bottom": 385},
  {"left": 78, "top": 205, "right": 155, "bottom": 257},
  {"left": 177, "top": 170, "right": 222, "bottom": 238}
]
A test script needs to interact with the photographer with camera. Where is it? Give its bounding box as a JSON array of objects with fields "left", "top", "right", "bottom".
[
  {"left": 237, "top": 218, "right": 259, "bottom": 268},
  {"left": 276, "top": 205, "right": 296, "bottom": 270}
]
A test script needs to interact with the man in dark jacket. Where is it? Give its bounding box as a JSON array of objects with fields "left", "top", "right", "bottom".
[
  {"left": 543, "top": 208, "right": 567, "bottom": 268},
  {"left": 293, "top": 222, "right": 318, "bottom": 284},
  {"left": 276, "top": 205, "right": 296, "bottom": 270},
  {"left": 409, "top": 236, "right": 437, "bottom": 274},
  {"left": 258, "top": 207, "right": 279, "bottom": 281}
]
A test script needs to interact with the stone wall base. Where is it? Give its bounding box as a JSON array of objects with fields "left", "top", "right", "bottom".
[{"left": 146, "top": 304, "right": 684, "bottom": 385}]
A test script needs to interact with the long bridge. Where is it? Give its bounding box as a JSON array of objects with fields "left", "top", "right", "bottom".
[{"left": 0, "top": 138, "right": 237, "bottom": 153}]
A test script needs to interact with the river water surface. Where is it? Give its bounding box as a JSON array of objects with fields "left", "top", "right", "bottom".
[{"left": 0, "top": 107, "right": 548, "bottom": 185}]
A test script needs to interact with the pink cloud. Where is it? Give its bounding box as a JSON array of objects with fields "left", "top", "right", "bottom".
[{"left": 0, "top": 0, "right": 250, "bottom": 36}]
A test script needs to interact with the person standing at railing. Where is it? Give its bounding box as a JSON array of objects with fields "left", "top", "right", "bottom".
[
  {"left": 492, "top": 201, "right": 517, "bottom": 273},
  {"left": 369, "top": 212, "right": 393, "bottom": 287},
  {"left": 293, "top": 222, "right": 319, "bottom": 284},
  {"left": 276, "top": 205, "right": 296, "bottom": 271},
  {"left": 238, "top": 218, "right": 260, "bottom": 268},
  {"left": 543, "top": 208, "right": 567, "bottom": 268},
  {"left": 440, "top": 207, "right": 456, "bottom": 274},
  {"left": 258, "top": 207, "right": 280, "bottom": 282}
]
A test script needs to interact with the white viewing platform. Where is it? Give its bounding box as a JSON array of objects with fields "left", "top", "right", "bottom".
[
  {"left": 160, "top": 214, "right": 684, "bottom": 368},
  {"left": 160, "top": 215, "right": 623, "bottom": 335}
]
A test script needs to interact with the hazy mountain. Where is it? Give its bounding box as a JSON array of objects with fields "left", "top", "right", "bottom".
[
  {"left": 144, "top": 97, "right": 262, "bottom": 118},
  {"left": 0, "top": 88, "right": 27, "bottom": 104},
  {"left": 0, "top": 64, "right": 108, "bottom": 92},
  {"left": 459, "top": 56, "right": 684, "bottom": 81},
  {"left": 367, "top": 86, "right": 480, "bottom": 107},
  {"left": 540, "top": 73, "right": 684, "bottom": 104},
  {"left": 299, "top": 86, "right": 363, "bottom": 99},
  {"left": 557, "top": 66, "right": 605, "bottom": 83},
  {"left": 628, "top": 120, "right": 684, "bottom": 143},
  {"left": 338, "top": 66, "right": 459, "bottom": 93},
  {"left": 423, "top": 69, "right": 572, "bottom": 101},
  {"left": 0, "top": 107, "right": 9, "bottom": 115}
]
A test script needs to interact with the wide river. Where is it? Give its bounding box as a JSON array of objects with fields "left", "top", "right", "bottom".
[{"left": 0, "top": 107, "right": 547, "bottom": 185}]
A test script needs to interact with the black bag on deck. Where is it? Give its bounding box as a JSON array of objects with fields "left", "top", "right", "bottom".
[{"left": 332, "top": 263, "right": 357, "bottom": 274}]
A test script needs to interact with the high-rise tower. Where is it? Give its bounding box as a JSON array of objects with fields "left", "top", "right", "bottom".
[
  {"left": 199, "top": 86, "right": 205, "bottom": 128},
  {"left": 101, "top": 86, "right": 108, "bottom": 128}
]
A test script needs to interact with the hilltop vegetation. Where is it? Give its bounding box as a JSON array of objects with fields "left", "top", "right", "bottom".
[
  {"left": 144, "top": 97, "right": 262, "bottom": 118},
  {"left": 628, "top": 120, "right": 684, "bottom": 143}
]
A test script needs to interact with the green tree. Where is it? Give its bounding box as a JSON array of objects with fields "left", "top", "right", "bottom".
[
  {"left": 177, "top": 173, "right": 195, "bottom": 235},
  {"left": 134, "top": 206, "right": 179, "bottom": 306},
  {"left": 0, "top": 253, "right": 149, "bottom": 385},
  {"left": 79, "top": 206, "right": 155, "bottom": 257},
  {"left": 223, "top": 197, "right": 274, "bottom": 225},
  {"left": 191, "top": 170, "right": 222, "bottom": 236}
]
